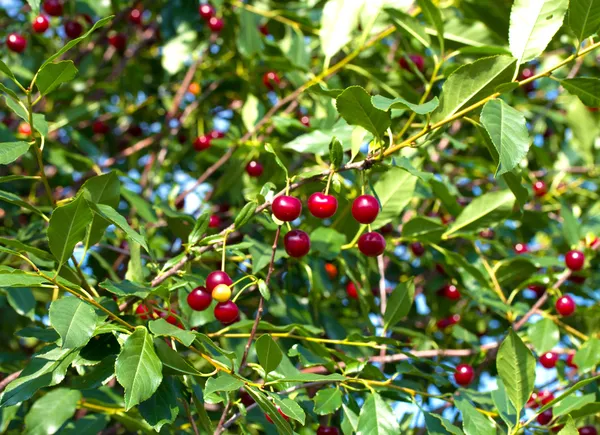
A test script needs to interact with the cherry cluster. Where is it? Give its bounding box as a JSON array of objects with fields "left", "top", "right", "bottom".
[{"left": 198, "top": 3, "right": 224, "bottom": 33}]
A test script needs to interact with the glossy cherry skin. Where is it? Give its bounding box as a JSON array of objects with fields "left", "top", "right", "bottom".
[
  {"left": 346, "top": 282, "right": 358, "bottom": 299},
  {"left": 399, "top": 54, "right": 425, "bottom": 72},
  {"left": 263, "top": 71, "right": 281, "bottom": 90},
  {"left": 537, "top": 409, "right": 553, "bottom": 426},
  {"left": 454, "top": 363, "right": 474, "bottom": 386},
  {"left": 437, "top": 314, "right": 460, "bottom": 329},
  {"left": 555, "top": 295, "right": 576, "bottom": 316},
  {"left": 358, "top": 232, "right": 386, "bottom": 257},
  {"left": 533, "top": 181, "right": 547, "bottom": 197},
  {"left": 308, "top": 192, "right": 338, "bottom": 219},
  {"left": 272, "top": 195, "right": 302, "bottom": 222},
  {"left": 565, "top": 250, "right": 585, "bottom": 271},
  {"left": 566, "top": 352, "right": 578, "bottom": 369},
  {"left": 187, "top": 286, "right": 212, "bottom": 311},
  {"left": 198, "top": 4, "right": 215, "bottom": 20},
  {"left": 43, "top": 0, "right": 63, "bottom": 16},
  {"left": 284, "top": 230, "right": 310, "bottom": 258},
  {"left": 578, "top": 426, "right": 598, "bottom": 435},
  {"left": 209, "top": 130, "right": 224, "bottom": 140},
  {"left": 208, "top": 17, "right": 224, "bottom": 32},
  {"left": 209, "top": 214, "right": 220, "bottom": 228},
  {"left": 64, "top": 20, "right": 83, "bottom": 39},
  {"left": 206, "top": 271, "right": 233, "bottom": 293},
  {"left": 351, "top": 195, "right": 380, "bottom": 224},
  {"left": 92, "top": 120, "right": 109, "bottom": 135},
  {"left": 129, "top": 8, "right": 143, "bottom": 25},
  {"left": 6, "top": 33, "right": 26, "bottom": 53},
  {"left": 514, "top": 243, "right": 529, "bottom": 254},
  {"left": 17, "top": 123, "right": 31, "bottom": 136},
  {"left": 214, "top": 301, "right": 239, "bottom": 324},
  {"left": 299, "top": 115, "right": 310, "bottom": 127},
  {"left": 410, "top": 242, "right": 425, "bottom": 257},
  {"left": 540, "top": 351, "right": 559, "bottom": 369},
  {"left": 33, "top": 16, "right": 50, "bottom": 33},
  {"left": 265, "top": 407, "right": 289, "bottom": 424},
  {"left": 194, "top": 135, "right": 211, "bottom": 151},
  {"left": 246, "top": 161, "right": 263, "bottom": 177},
  {"left": 159, "top": 310, "right": 180, "bottom": 327},
  {"left": 317, "top": 427, "right": 340, "bottom": 435},
  {"left": 109, "top": 33, "right": 127, "bottom": 51},
  {"left": 441, "top": 284, "right": 460, "bottom": 300},
  {"left": 135, "top": 304, "right": 153, "bottom": 320}
]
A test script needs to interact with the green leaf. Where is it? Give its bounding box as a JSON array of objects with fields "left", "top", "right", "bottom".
[
  {"left": 24, "top": 388, "right": 81, "bottom": 435},
  {"left": 269, "top": 395, "right": 306, "bottom": 424},
  {"left": 553, "top": 393, "right": 596, "bottom": 418},
  {"left": 153, "top": 339, "right": 203, "bottom": 376},
  {"left": 557, "top": 416, "right": 578, "bottom": 435},
  {"left": 6, "top": 288, "right": 35, "bottom": 320},
  {"left": 561, "top": 202, "right": 581, "bottom": 247},
  {"left": 283, "top": 119, "right": 354, "bottom": 155},
  {"left": 4, "top": 96, "right": 49, "bottom": 137},
  {"left": 88, "top": 203, "right": 149, "bottom": 252},
  {"left": 320, "top": 0, "right": 363, "bottom": 61},
  {"left": 313, "top": 388, "right": 343, "bottom": 415},
  {"left": 416, "top": 0, "right": 444, "bottom": 52},
  {"left": 372, "top": 95, "right": 439, "bottom": 115},
  {"left": 480, "top": 99, "right": 531, "bottom": 176},
  {"left": 36, "top": 61, "right": 78, "bottom": 96},
  {"left": 265, "top": 143, "right": 289, "bottom": 178},
  {"left": 492, "top": 379, "right": 517, "bottom": 431},
  {"left": 115, "top": 327, "right": 163, "bottom": 410},
  {"left": 357, "top": 393, "right": 400, "bottom": 435},
  {"left": 383, "top": 280, "right": 415, "bottom": 330},
  {"left": 0, "top": 60, "right": 21, "bottom": 86},
  {"left": 372, "top": 166, "right": 418, "bottom": 228},
  {"left": 57, "top": 414, "right": 109, "bottom": 435},
  {"left": 0, "top": 141, "right": 31, "bottom": 165},
  {"left": 234, "top": 202, "right": 257, "bottom": 229},
  {"left": 561, "top": 78, "right": 600, "bottom": 107},
  {"left": 329, "top": 137, "right": 344, "bottom": 169},
  {"left": 249, "top": 238, "right": 286, "bottom": 274},
  {"left": 16, "top": 326, "right": 59, "bottom": 342},
  {"left": 310, "top": 227, "right": 347, "bottom": 260},
  {"left": 204, "top": 373, "right": 245, "bottom": 396},
  {"left": 244, "top": 386, "right": 292, "bottom": 435},
  {"left": 0, "top": 189, "right": 46, "bottom": 218},
  {"left": 455, "top": 396, "right": 495, "bottom": 435},
  {"left": 237, "top": 8, "right": 263, "bottom": 57},
  {"left": 48, "top": 195, "right": 93, "bottom": 265},
  {"left": 402, "top": 217, "right": 445, "bottom": 243},
  {"left": 424, "top": 413, "right": 464, "bottom": 435},
  {"left": 99, "top": 279, "right": 150, "bottom": 299},
  {"left": 148, "top": 318, "right": 195, "bottom": 347},
  {"left": 25, "top": 0, "right": 41, "bottom": 14},
  {"left": 443, "top": 190, "right": 515, "bottom": 238},
  {"left": 386, "top": 9, "right": 432, "bottom": 48},
  {"left": 573, "top": 338, "right": 600, "bottom": 373},
  {"left": 496, "top": 329, "right": 535, "bottom": 418},
  {"left": 335, "top": 86, "right": 391, "bottom": 141},
  {"left": 509, "top": 0, "right": 569, "bottom": 65},
  {"left": 189, "top": 211, "right": 210, "bottom": 245},
  {"left": 49, "top": 297, "right": 98, "bottom": 349},
  {"left": 257, "top": 279, "right": 271, "bottom": 301},
  {"left": 527, "top": 318, "right": 560, "bottom": 354},
  {"left": 138, "top": 377, "right": 179, "bottom": 432},
  {"left": 433, "top": 56, "right": 517, "bottom": 122},
  {"left": 569, "top": 0, "right": 600, "bottom": 42},
  {"left": 82, "top": 172, "right": 120, "bottom": 250},
  {"left": 255, "top": 334, "right": 282, "bottom": 375}
]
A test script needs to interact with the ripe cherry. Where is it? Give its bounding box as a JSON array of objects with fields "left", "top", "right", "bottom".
[
  {"left": 208, "top": 17, "right": 224, "bottom": 32},
  {"left": 240, "top": 391, "right": 254, "bottom": 407},
  {"left": 299, "top": 115, "right": 310, "bottom": 127},
  {"left": 454, "top": 363, "right": 474, "bottom": 386},
  {"left": 533, "top": 181, "right": 547, "bottom": 197},
  {"left": 308, "top": 192, "right": 338, "bottom": 219},
  {"left": 198, "top": 4, "right": 215, "bottom": 20},
  {"left": 43, "top": 0, "right": 63, "bottom": 16},
  {"left": 209, "top": 130, "right": 224, "bottom": 140},
  {"left": 358, "top": 232, "right": 386, "bottom": 257},
  {"left": 135, "top": 303, "right": 153, "bottom": 320},
  {"left": 555, "top": 295, "right": 576, "bottom": 316},
  {"left": 346, "top": 282, "right": 358, "bottom": 299},
  {"left": 258, "top": 23, "right": 269, "bottom": 36},
  {"left": 129, "top": 8, "right": 143, "bottom": 25},
  {"left": 569, "top": 274, "right": 586, "bottom": 284},
  {"left": 108, "top": 33, "right": 127, "bottom": 52},
  {"left": 266, "top": 407, "right": 289, "bottom": 424},
  {"left": 209, "top": 215, "right": 220, "bottom": 228},
  {"left": 399, "top": 54, "right": 425, "bottom": 72},
  {"left": 206, "top": 271, "right": 233, "bottom": 293},
  {"left": 527, "top": 284, "right": 546, "bottom": 297},
  {"left": 351, "top": 195, "right": 380, "bottom": 224},
  {"left": 271, "top": 195, "right": 302, "bottom": 222},
  {"left": 514, "top": 243, "right": 528, "bottom": 254},
  {"left": 159, "top": 310, "right": 179, "bottom": 326},
  {"left": 537, "top": 409, "right": 553, "bottom": 426},
  {"left": 540, "top": 351, "right": 558, "bottom": 369},
  {"left": 263, "top": 71, "right": 281, "bottom": 90},
  {"left": 246, "top": 161, "right": 263, "bottom": 177},
  {"left": 566, "top": 352, "right": 578, "bottom": 369},
  {"left": 17, "top": 122, "right": 31, "bottom": 136},
  {"left": 214, "top": 301, "right": 239, "bottom": 324},
  {"left": 441, "top": 284, "right": 460, "bottom": 300},
  {"left": 212, "top": 284, "right": 231, "bottom": 302},
  {"left": 92, "top": 120, "right": 109, "bottom": 135},
  {"left": 565, "top": 250, "right": 585, "bottom": 271},
  {"left": 6, "top": 33, "right": 26, "bottom": 53},
  {"left": 187, "top": 286, "right": 212, "bottom": 311},
  {"left": 64, "top": 20, "right": 83, "bottom": 39},
  {"left": 579, "top": 426, "right": 598, "bottom": 435},
  {"left": 284, "top": 230, "right": 310, "bottom": 258},
  {"left": 437, "top": 314, "right": 460, "bottom": 329},
  {"left": 324, "top": 263, "right": 337, "bottom": 279},
  {"left": 317, "top": 427, "right": 340, "bottom": 435},
  {"left": 32, "top": 16, "right": 50, "bottom": 33},
  {"left": 410, "top": 242, "right": 425, "bottom": 257},
  {"left": 479, "top": 228, "right": 495, "bottom": 239},
  {"left": 194, "top": 135, "right": 211, "bottom": 151}
]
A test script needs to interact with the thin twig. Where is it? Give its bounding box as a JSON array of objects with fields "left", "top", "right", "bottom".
[{"left": 0, "top": 370, "right": 22, "bottom": 393}]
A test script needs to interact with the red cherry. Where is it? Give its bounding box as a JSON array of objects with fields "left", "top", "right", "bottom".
[
  {"left": 299, "top": 115, "right": 310, "bottom": 127},
  {"left": 284, "top": 230, "right": 310, "bottom": 258},
  {"left": 240, "top": 391, "right": 254, "bottom": 407},
  {"left": 175, "top": 197, "right": 185, "bottom": 210},
  {"left": 187, "top": 286, "right": 212, "bottom": 311},
  {"left": 129, "top": 8, "right": 143, "bottom": 25},
  {"left": 410, "top": 242, "right": 425, "bottom": 257},
  {"left": 246, "top": 161, "right": 263, "bottom": 177},
  {"left": 346, "top": 282, "right": 358, "bottom": 299},
  {"left": 265, "top": 407, "right": 289, "bottom": 424},
  {"left": 351, "top": 195, "right": 380, "bottom": 224},
  {"left": 555, "top": 295, "right": 576, "bottom": 316},
  {"left": 565, "top": 250, "right": 585, "bottom": 271},
  {"left": 579, "top": 426, "right": 598, "bottom": 435},
  {"left": 308, "top": 193, "right": 338, "bottom": 219},
  {"left": 566, "top": 352, "right": 578, "bottom": 369},
  {"left": 206, "top": 271, "right": 233, "bottom": 293},
  {"left": 437, "top": 314, "right": 460, "bottom": 329},
  {"left": 380, "top": 223, "right": 394, "bottom": 234},
  {"left": 159, "top": 310, "right": 179, "bottom": 326},
  {"left": 441, "top": 284, "right": 460, "bottom": 300},
  {"left": 271, "top": 195, "right": 302, "bottom": 222},
  {"left": 453, "top": 363, "right": 474, "bottom": 386},
  {"left": 108, "top": 33, "right": 127, "bottom": 52},
  {"left": 198, "top": 4, "right": 215, "bottom": 20},
  {"left": 520, "top": 67, "right": 536, "bottom": 93},
  {"left": 537, "top": 409, "right": 553, "bottom": 426},
  {"left": 208, "top": 17, "right": 224, "bottom": 32},
  {"left": 214, "top": 301, "right": 239, "bottom": 324},
  {"left": 262, "top": 71, "right": 281, "bottom": 90},
  {"left": 135, "top": 304, "right": 152, "bottom": 320},
  {"left": 540, "top": 351, "right": 558, "bottom": 369},
  {"left": 32, "top": 16, "right": 50, "bottom": 33},
  {"left": 399, "top": 54, "right": 425, "bottom": 72},
  {"left": 317, "top": 427, "right": 340, "bottom": 435},
  {"left": 64, "top": 21, "right": 83, "bottom": 39},
  {"left": 533, "top": 181, "right": 547, "bottom": 197},
  {"left": 17, "top": 123, "right": 31, "bottom": 136},
  {"left": 479, "top": 228, "right": 495, "bottom": 239},
  {"left": 209, "top": 130, "right": 225, "bottom": 140},
  {"left": 358, "top": 232, "right": 386, "bottom": 257},
  {"left": 569, "top": 274, "right": 586, "bottom": 284},
  {"left": 539, "top": 391, "right": 555, "bottom": 405},
  {"left": 43, "top": 0, "right": 63, "bottom": 16},
  {"left": 258, "top": 23, "right": 269, "bottom": 36},
  {"left": 194, "top": 135, "right": 211, "bottom": 151},
  {"left": 527, "top": 392, "right": 540, "bottom": 408},
  {"left": 514, "top": 243, "right": 529, "bottom": 254},
  {"left": 527, "top": 284, "right": 546, "bottom": 297},
  {"left": 209, "top": 214, "right": 220, "bottom": 228},
  {"left": 6, "top": 33, "right": 26, "bottom": 53},
  {"left": 92, "top": 120, "right": 109, "bottom": 135}
]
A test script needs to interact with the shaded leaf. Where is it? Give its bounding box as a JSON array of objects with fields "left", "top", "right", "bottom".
[
  {"left": 255, "top": 334, "right": 282, "bottom": 375},
  {"left": 48, "top": 195, "right": 92, "bottom": 265},
  {"left": 139, "top": 377, "right": 179, "bottom": 432},
  {"left": 561, "top": 78, "right": 600, "bottom": 107},
  {"left": 569, "top": 0, "right": 600, "bottom": 42},
  {"left": 383, "top": 280, "right": 415, "bottom": 330},
  {"left": 36, "top": 61, "right": 78, "bottom": 96}
]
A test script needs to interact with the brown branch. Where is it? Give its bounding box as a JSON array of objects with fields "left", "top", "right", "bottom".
[
  {"left": 0, "top": 370, "right": 22, "bottom": 393},
  {"left": 184, "top": 398, "right": 200, "bottom": 435},
  {"left": 214, "top": 400, "right": 232, "bottom": 435}
]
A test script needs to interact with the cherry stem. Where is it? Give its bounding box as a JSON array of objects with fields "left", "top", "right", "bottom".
[
  {"left": 221, "top": 229, "right": 232, "bottom": 272},
  {"left": 324, "top": 168, "right": 334, "bottom": 195}
]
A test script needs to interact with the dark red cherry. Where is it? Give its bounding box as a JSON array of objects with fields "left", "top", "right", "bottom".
[
  {"left": 262, "top": 71, "right": 281, "bottom": 90},
  {"left": 265, "top": 407, "right": 289, "bottom": 424},
  {"left": 299, "top": 115, "right": 310, "bottom": 127},
  {"left": 258, "top": 23, "right": 269, "bottom": 36},
  {"left": 555, "top": 295, "right": 576, "bottom": 316},
  {"left": 92, "top": 120, "right": 109, "bottom": 135},
  {"left": 479, "top": 228, "right": 495, "bottom": 239},
  {"left": 246, "top": 161, "right": 263, "bottom": 177},
  {"left": 399, "top": 54, "right": 425, "bottom": 72},
  {"left": 32, "top": 15, "right": 50, "bottom": 33},
  {"left": 206, "top": 271, "right": 233, "bottom": 293},
  {"left": 284, "top": 230, "right": 310, "bottom": 258},
  {"left": 6, "top": 33, "right": 26, "bottom": 53},
  {"left": 540, "top": 351, "right": 558, "bottom": 369},
  {"left": 208, "top": 17, "right": 224, "bottom": 32},
  {"left": 527, "top": 284, "right": 546, "bottom": 297},
  {"left": 565, "top": 250, "right": 585, "bottom": 271},
  {"left": 453, "top": 363, "right": 474, "bottom": 386},
  {"left": 128, "top": 124, "right": 143, "bottom": 137},
  {"left": 240, "top": 391, "right": 254, "bottom": 407},
  {"left": 198, "top": 4, "right": 215, "bottom": 20},
  {"left": 346, "top": 282, "right": 358, "bottom": 299},
  {"left": 64, "top": 20, "right": 83, "bottom": 39},
  {"left": 351, "top": 195, "right": 380, "bottom": 224},
  {"left": 159, "top": 310, "right": 180, "bottom": 326},
  {"left": 514, "top": 243, "right": 528, "bottom": 254},
  {"left": 129, "top": 8, "right": 143, "bottom": 25},
  {"left": 441, "top": 284, "right": 460, "bottom": 300},
  {"left": 209, "top": 130, "right": 224, "bottom": 140},
  {"left": 537, "top": 409, "right": 553, "bottom": 426},
  {"left": 43, "top": 0, "right": 63, "bottom": 16},
  {"left": 317, "top": 427, "right": 340, "bottom": 435},
  {"left": 358, "top": 232, "right": 386, "bottom": 257},
  {"left": 271, "top": 195, "right": 302, "bottom": 222},
  {"left": 194, "top": 135, "right": 211, "bottom": 151},
  {"left": 437, "top": 314, "right": 460, "bottom": 329},
  {"left": 135, "top": 304, "right": 152, "bottom": 320},
  {"left": 214, "top": 301, "right": 239, "bottom": 324},
  {"left": 307, "top": 192, "right": 338, "bottom": 219},
  {"left": 187, "top": 286, "right": 212, "bottom": 311},
  {"left": 410, "top": 242, "right": 425, "bottom": 257},
  {"left": 533, "top": 181, "right": 547, "bottom": 197},
  {"left": 569, "top": 274, "right": 586, "bottom": 284},
  {"left": 579, "top": 426, "right": 598, "bottom": 435},
  {"left": 209, "top": 214, "right": 220, "bottom": 228},
  {"left": 566, "top": 352, "right": 578, "bottom": 369},
  {"left": 108, "top": 33, "right": 127, "bottom": 52}
]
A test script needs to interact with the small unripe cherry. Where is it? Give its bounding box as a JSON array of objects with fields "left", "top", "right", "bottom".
[
  {"left": 212, "top": 284, "right": 231, "bottom": 302},
  {"left": 410, "top": 242, "right": 425, "bottom": 257},
  {"left": 214, "top": 301, "right": 239, "bottom": 324},
  {"left": 208, "top": 17, "right": 224, "bottom": 32},
  {"left": 32, "top": 15, "right": 50, "bottom": 33},
  {"left": 198, "top": 4, "right": 215, "bottom": 20},
  {"left": 194, "top": 135, "right": 211, "bottom": 151},
  {"left": 262, "top": 71, "right": 281, "bottom": 90},
  {"left": 324, "top": 263, "right": 337, "bottom": 279},
  {"left": 533, "top": 181, "right": 547, "bottom": 197},
  {"left": 358, "top": 232, "right": 386, "bottom": 257},
  {"left": 555, "top": 295, "right": 576, "bottom": 316},
  {"left": 246, "top": 160, "right": 263, "bottom": 177},
  {"left": 346, "top": 282, "right": 358, "bottom": 299},
  {"left": 188, "top": 82, "right": 201, "bottom": 95},
  {"left": 206, "top": 270, "right": 233, "bottom": 293},
  {"left": 187, "top": 286, "right": 212, "bottom": 311},
  {"left": 284, "top": 230, "right": 310, "bottom": 258},
  {"left": 307, "top": 192, "right": 338, "bottom": 219},
  {"left": 537, "top": 409, "right": 553, "bottom": 426},
  {"left": 6, "top": 33, "right": 27, "bottom": 53},
  {"left": 17, "top": 122, "right": 31, "bottom": 136},
  {"left": 565, "top": 250, "right": 585, "bottom": 271},
  {"left": 271, "top": 195, "right": 302, "bottom": 222},
  {"left": 453, "top": 363, "right": 474, "bottom": 386},
  {"left": 539, "top": 351, "right": 558, "bottom": 369},
  {"left": 43, "top": 0, "right": 63, "bottom": 16}
]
